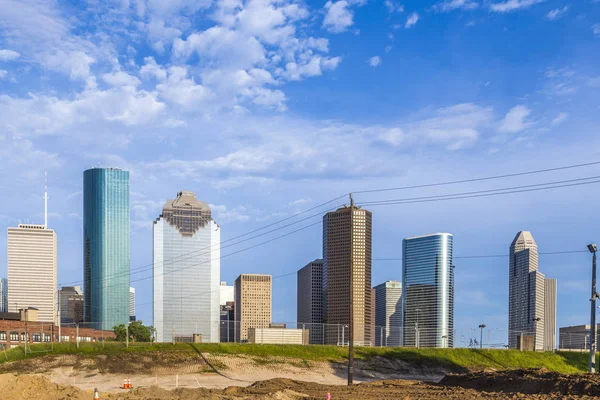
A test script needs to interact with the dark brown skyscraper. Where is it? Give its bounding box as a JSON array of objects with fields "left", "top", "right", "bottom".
[{"left": 323, "top": 205, "right": 372, "bottom": 346}]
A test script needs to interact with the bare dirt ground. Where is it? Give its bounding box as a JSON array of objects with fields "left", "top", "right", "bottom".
[{"left": 2, "top": 370, "right": 600, "bottom": 399}]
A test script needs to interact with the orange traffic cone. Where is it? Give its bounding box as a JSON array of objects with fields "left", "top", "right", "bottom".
[
  {"left": 128, "top": 378, "right": 133, "bottom": 389},
  {"left": 93, "top": 388, "right": 100, "bottom": 399},
  {"left": 122, "top": 378, "right": 127, "bottom": 389}
]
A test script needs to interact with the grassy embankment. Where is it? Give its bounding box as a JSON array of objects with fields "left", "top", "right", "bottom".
[{"left": 0, "top": 342, "right": 596, "bottom": 374}]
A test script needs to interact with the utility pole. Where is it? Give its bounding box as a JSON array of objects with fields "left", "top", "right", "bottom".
[
  {"left": 347, "top": 193, "right": 354, "bottom": 386},
  {"left": 589, "top": 243, "right": 598, "bottom": 373},
  {"left": 478, "top": 324, "right": 486, "bottom": 349}
]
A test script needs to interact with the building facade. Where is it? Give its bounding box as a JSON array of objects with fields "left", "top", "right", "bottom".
[
  {"left": 83, "top": 168, "right": 130, "bottom": 330},
  {"left": 220, "top": 282, "right": 234, "bottom": 306},
  {"left": 402, "top": 233, "right": 454, "bottom": 348},
  {"left": 323, "top": 205, "right": 372, "bottom": 346},
  {"left": 508, "top": 231, "right": 553, "bottom": 351},
  {"left": 297, "top": 259, "right": 324, "bottom": 344},
  {"left": 559, "top": 324, "right": 598, "bottom": 350},
  {"left": 58, "top": 286, "right": 84, "bottom": 324},
  {"left": 153, "top": 191, "right": 220, "bottom": 343},
  {"left": 0, "top": 278, "right": 7, "bottom": 313},
  {"left": 234, "top": 274, "right": 271, "bottom": 342},
  {"left": 544, "top": 278, "right": 557, "bottom": 351},
  {"left": 8, "top": 224, "right": 57, "bottom": 324},
  {"left": 247, "top": 328, "right": 308, "bottom": 345},
  {"left": 220, "top": 301, "right": 235, "bottom": 343},
  {"left": 374, "top": 281, "right": 402, "bottom": 347}
]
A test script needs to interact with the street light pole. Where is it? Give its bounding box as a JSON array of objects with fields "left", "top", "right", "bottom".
[
  {"left": 532, "top": 317, "right": 541, "bottom": 351},
  {"left": 478, "top": 324, "right": 486, "bottom": 349},
  {"left": 589, "top": 243, "right": 598, "bottom": 373}
]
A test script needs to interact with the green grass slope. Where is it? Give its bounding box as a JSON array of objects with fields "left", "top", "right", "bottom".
[{"left": 0, "top": 342, "right": 596, "bottom": 374}]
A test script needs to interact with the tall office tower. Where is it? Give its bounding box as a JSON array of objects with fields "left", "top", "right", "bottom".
[
  {"left": 84, "top": 167, "right": 130, "bottom": 330},
  {"left": 508, "top": 231, "right": 547, "bottom": 351},
  {"left": 297, "top": 259, "right": 324, "bottom": 344},
  {"left": 129, "top": 287, "right": 135, "bottom": 321},
  {"left": 153, "top": 191, "right": 220, "bottom": 343},
  {"left": 323, "top": 205, "right": 372, "bottom": 346},
  {"left": 374, "top": 281, "right": 402, "bottom": 347},
  {"left": 220, "top": 282, "right": 234, "bottom": 306},
  {"left": 8, "top": 224, "right": 57, "bottom": 323},
  {"left": 59, "top": 286, "right": 84, "bottom": 324},
  {"left": 0, "top": 278, "right": 7, "bottom": 312},
  {"left": 544, "top": 278, "right": 557, "bottom": 351},
  {"left": 402, "top": 233, "right": 454, "bottom": 348},
  {"left": 234, "top": 274, "right": 271, "bottom": 342},
  {"left": 371, "top": 288, "right": 376, "bottom": 346}
]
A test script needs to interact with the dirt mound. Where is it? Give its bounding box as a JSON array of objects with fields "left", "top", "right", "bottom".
[
  {"left": 440, "top": 369, "right": 600, "bottom": 396},
  {"left": 0, "top": 374, "right": 88, "bottom": 400}
]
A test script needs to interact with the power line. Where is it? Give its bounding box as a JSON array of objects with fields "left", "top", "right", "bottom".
[
  {"left": 358, "top": 177, "right": 600, "bottom": 207},
  {"left": 354, "top": 160, "right": 600, "bottom": 194}
]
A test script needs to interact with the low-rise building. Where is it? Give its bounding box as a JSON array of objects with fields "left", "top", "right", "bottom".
[
  {"left": 247, "top": 327, "right": 308, "bottom": 345},
  {"left": 559, "top": 324, "right": 599, "bottom": 351}
]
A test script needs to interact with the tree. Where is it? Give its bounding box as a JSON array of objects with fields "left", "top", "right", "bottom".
[{"left": 113, "top": 321, "right": 155, "bottom": 342}]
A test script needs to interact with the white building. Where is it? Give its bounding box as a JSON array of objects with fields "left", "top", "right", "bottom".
[
  {"left": 220, "top": 282, "right": 234, "bottom": 306},
  {"left": 8, "top": 224, "right": 57, "bottom": 323},
  {"left": 248, "top": 328, "right": 307, "bottom": 345},
  {"left": 153, "top": 191, "right": 220, "bottom": 343},
  {"left": 374, "top": 281, "right": 402, "bottom": 347}
]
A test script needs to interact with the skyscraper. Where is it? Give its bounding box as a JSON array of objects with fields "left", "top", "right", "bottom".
[
  {"left": 297, "top": 259, "right": 324, "bottom": 344},
  {"left": 8, "top": 224, "right": 57, "bottom": 323},
  {"left": 153, "top": 191, "right": 220, "bottom": 343},
  {"left": 0, "top": 278, "right": 8, "bottom": 313},
  {"left": 235, "top": 274, "right": 271, "bottom": 342},
  {"left": 374, "top": 281, "right": 402, "bottom": 347},
  {"left": 129, "top": 287, "right": 135, "bottom": 322},
  {"left": 402, "top": 233, "right": 454, "bottom": 348},
  {"left": 84, "top": 167, "right": 130, "bottom": 330},
  {"left": 508, "top": 231, "right": 546, "bottom": 351},
  {"left": 544, "top": 278, "right": 557, "bottom": 351},
  {"left": 59, "top": 286, "right": 84, "bottom": 324},
  {"left": 323, "top": 205, "right": 372, "bottom": 346}
]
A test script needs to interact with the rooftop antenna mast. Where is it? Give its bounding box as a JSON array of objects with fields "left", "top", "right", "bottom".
[{"left": 44, "top": 170, "right": 48, "bottom": 228}]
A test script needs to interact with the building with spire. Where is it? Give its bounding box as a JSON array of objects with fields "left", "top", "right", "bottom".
[
  {"left": 83, "top": 167, "right": 130, "bottom": 330},
  {"left": 7, "top": 173, "right": 57, "bottom": 323},
  {"left": 508, "top": 231, "right": 557, "bottom": 351},
  {"left": 153, "top": 191, "right": 220, "bottom": 343}
]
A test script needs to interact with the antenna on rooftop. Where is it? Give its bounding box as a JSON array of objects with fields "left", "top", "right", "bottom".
[{"left": 44, "top": 170, "right": 48, "bottom": 228}]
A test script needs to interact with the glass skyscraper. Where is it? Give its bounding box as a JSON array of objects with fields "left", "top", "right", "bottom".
[
  {"left": 402, "top": 233, "right": 454, "bottom": 348},
  {"left": 153, "top": 191, "right": 220, "bottom": 343},
  {"left": 83, "top": 168, "right": 130, "bottom": 330}
]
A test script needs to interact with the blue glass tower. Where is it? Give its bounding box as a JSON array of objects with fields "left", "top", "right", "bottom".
[
  {"left": 402, "top": 233, "right": 454, "bottom": 348},
  {"left": 84, "top": 168, "right": 130, "bottom": 330}
]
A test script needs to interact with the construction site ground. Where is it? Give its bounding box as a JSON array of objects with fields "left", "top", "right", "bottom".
[{"left": 2, "top": 350, "right": 600, "bottom": 399}]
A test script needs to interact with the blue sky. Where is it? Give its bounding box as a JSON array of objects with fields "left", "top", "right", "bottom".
[{"left": 1, "top": 0, "right": 600, "bottom": 343}]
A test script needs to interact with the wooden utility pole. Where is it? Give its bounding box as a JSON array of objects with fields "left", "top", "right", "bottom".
[{"left": 347, "top": 193, "right": 354, "bottom": 385}]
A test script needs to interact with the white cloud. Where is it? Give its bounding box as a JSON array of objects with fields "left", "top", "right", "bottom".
[
  {"left": 140, "top": 57, "right": 167, "bottom": 81},
  {"left": 368, "top": 56, "right": 381, "bottom": 67},
  {"left": 323, "top": 1, "right": 354, "bottom": 33},
  {"left": 156, "top": 66, "right": 211, "bottom": 108},
  {"left": 384, "top": 0, "right": 404, "bottom": 13},
  {"left": 551, "top": 112, "right": 568, "bottom": 126},
  {"left": 498, "top": 105, "right": 533, "bottom": 133},
  {"left": 0, "top": 70, "right": 7, "bottom": 79},
  {"left": 546, "top": 6, "right": 568, "bottom": 21},
  {"left": 489, "top": 0, "right": 545, "bottom": 13},
  {"left": 209, "top": 204, "right": 252, "bottom": 223},
  {"left": 0, "top": 49, "right": 20, "bottom": 61},
  {"left": 102, "top": 71, "right": 141, "bottom": 87},
  {"left": 594, "top": 24, "right": 600, "bottom": 37},
  {"left": 405, "top": 12, "right": 419, "bottom": 28},
  {"left": 44, "top": 50, "right": 96, "bottom": 80},
  {"left": 288, "top": 198, "right": 313, "bottom": 207},
  {"left": 433, "top": 0, "right": 479, "bottom": 12},
  {"left": 283, "top": 56, "right": 341, "bottom": 81}
]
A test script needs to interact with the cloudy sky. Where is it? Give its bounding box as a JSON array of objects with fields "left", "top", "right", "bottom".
[{"left": 1, "top": 0, "right": 600, "bottom": 343}]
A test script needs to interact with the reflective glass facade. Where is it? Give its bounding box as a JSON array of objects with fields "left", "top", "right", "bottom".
[
  {"left": 402, "top": 233, "right": 453, "bottom": 348},
  {"left": 153, "top": 192, "right": 220, "bottom": 343},
  {"left": 83, "top": 168, "right": 130, "bottom": 330}
]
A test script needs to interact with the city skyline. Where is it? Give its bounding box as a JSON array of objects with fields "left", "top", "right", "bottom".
[{"left": 1, "top": 0, "right": 600, "bottom": 341}]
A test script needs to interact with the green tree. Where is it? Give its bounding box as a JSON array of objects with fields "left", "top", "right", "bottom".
[{"left": 113, "top": 321, "right": 155, "bottom": 342}]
